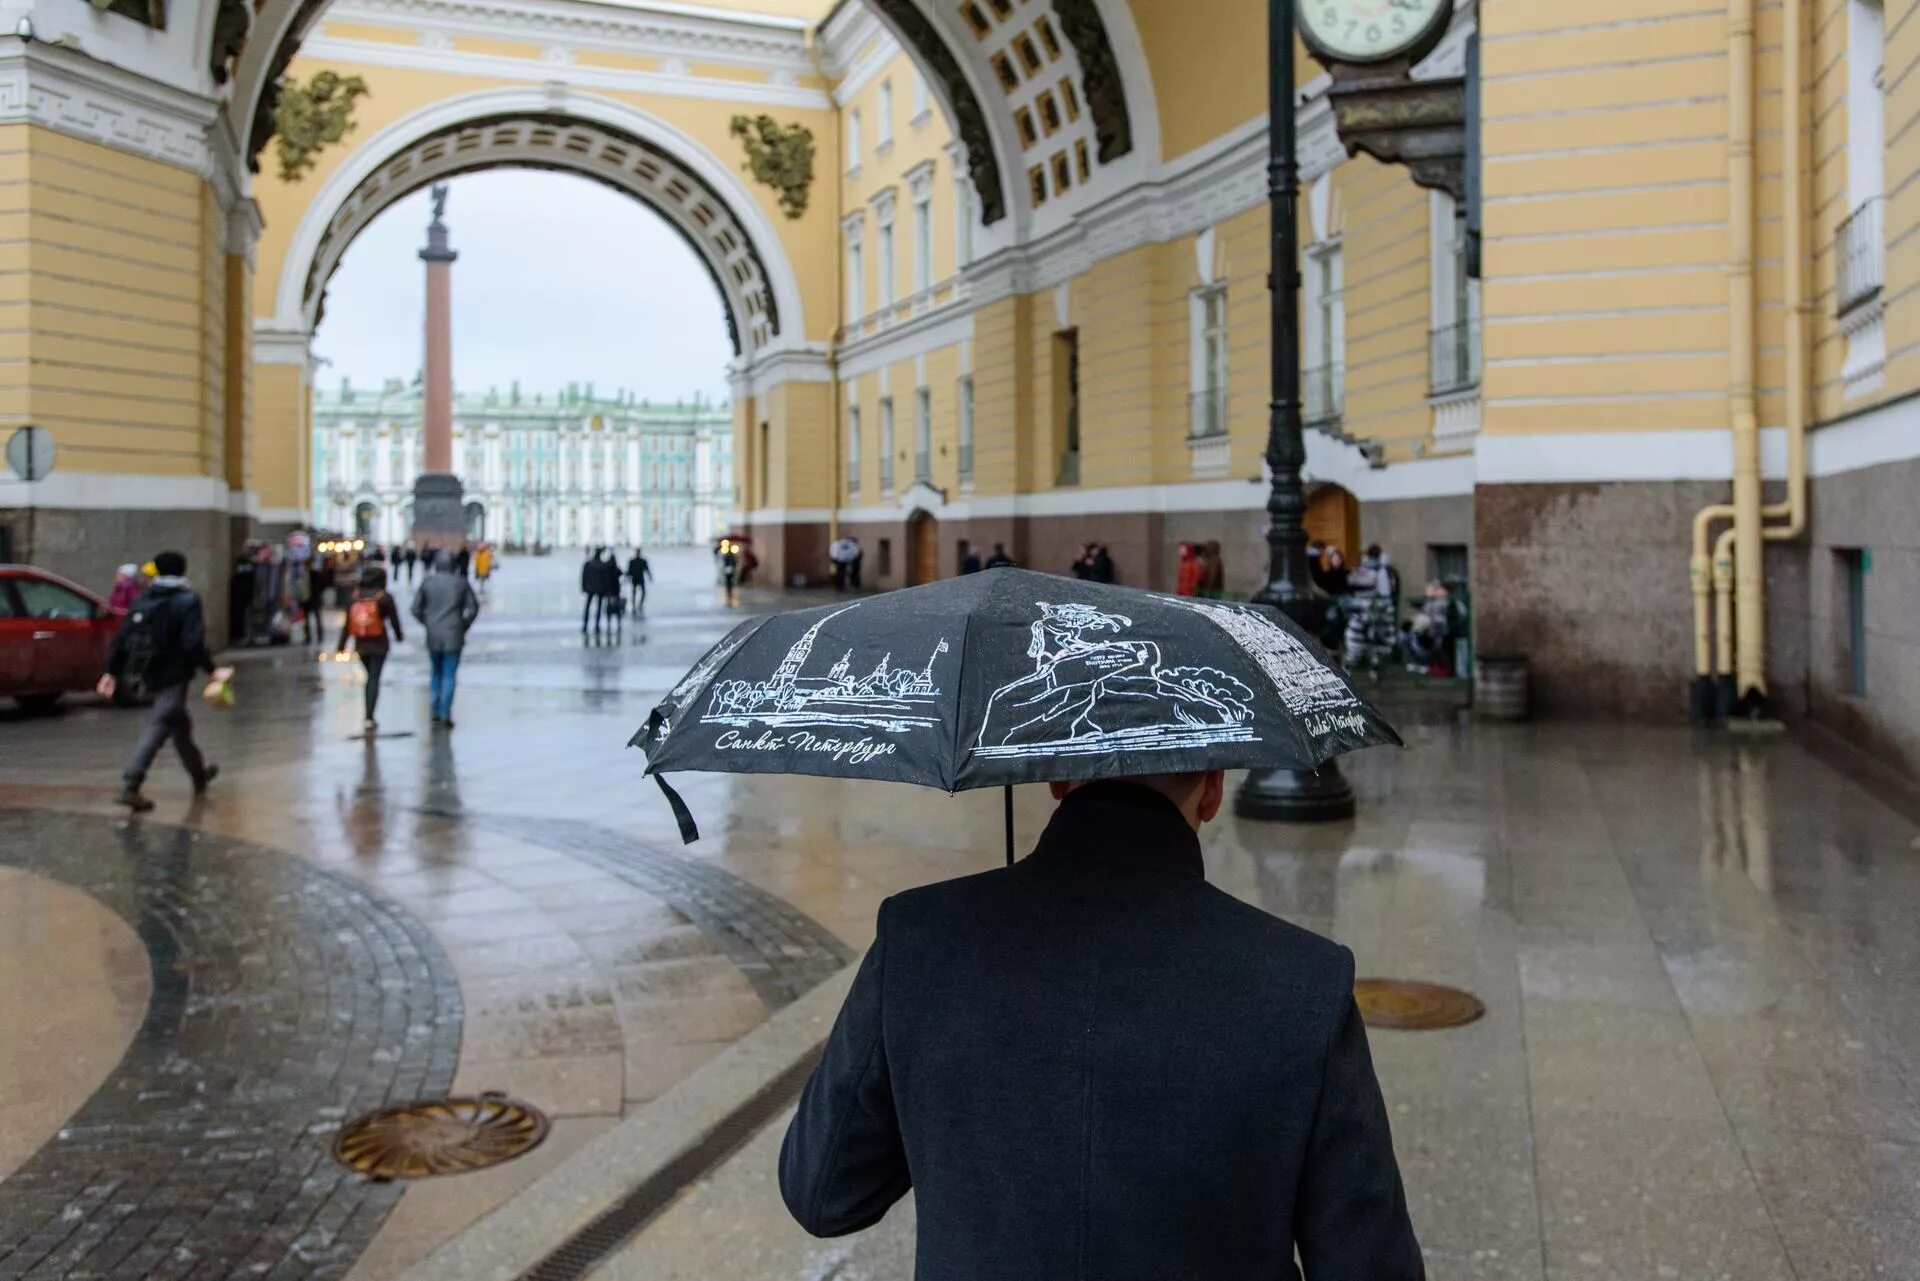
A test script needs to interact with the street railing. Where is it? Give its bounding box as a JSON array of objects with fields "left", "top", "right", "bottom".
[
  {"left": 1429, "top": 319, "right": 1481, "bottom": 396},
  {"left": 1188, "top": 387, "right": 1227, "bottom": 439},
  {"left": 1303, "top": 362, "right": 1344, "bottom": 425},
  {"left": 1836, "top": 196, "right": 1885, "bottom": 316}
]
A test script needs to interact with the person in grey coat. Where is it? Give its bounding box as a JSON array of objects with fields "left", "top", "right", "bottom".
[
  {"left": 780, "top": 772, "right": 1424, "bottom": 1279},
  {"left": 410, "top": 550, "right": 480, "bottom": 728}
]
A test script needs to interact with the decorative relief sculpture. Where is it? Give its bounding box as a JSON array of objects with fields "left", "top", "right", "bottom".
[
  {"left": 1050, "top": 0, "right": 1133, "bottom": 164},
  {"left": 270, "top": 69, "right": 371, "bottom": 182},
  {"left": 729, "top": 115, "right": 816, "bottom": 220},
  {"left": 209, "top": 0, "right": 250, "bottom": 84}
]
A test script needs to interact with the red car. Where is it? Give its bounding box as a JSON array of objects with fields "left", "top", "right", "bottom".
[{"left": 0, "top": 566, "right": 125, "bottom": 710}]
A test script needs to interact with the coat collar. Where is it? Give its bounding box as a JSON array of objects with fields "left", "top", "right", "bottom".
[{"left": 1027, "top": 781, "right": 1206, "bottom": 879}]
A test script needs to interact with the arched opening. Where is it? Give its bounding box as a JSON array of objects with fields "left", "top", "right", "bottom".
[
  {"left": 908, "top": 510, "right": 941, "bottom": 585},
  {"left": 352, "top": 501, "right": 375, "bottom": 538},
  {"left": 463, "top": 501, "right": 487, "bottom": 545}
]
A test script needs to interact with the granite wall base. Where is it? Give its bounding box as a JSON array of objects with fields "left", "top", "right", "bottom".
[{"left": 0, "top": 505, "right": 236, "bottom": 644}]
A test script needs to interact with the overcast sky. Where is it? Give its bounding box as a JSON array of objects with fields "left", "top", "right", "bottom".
[{"left": 313, "top": 170, "right": 734, "bottom": 405}]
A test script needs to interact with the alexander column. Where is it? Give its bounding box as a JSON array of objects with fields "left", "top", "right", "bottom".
[{"left": 410, "top": 183, "right": 466, "bottom": 550}]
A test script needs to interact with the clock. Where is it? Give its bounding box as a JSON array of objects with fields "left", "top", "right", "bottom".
[{"left": 1297, "top": 0, "right": 1453, "bottom": 66}]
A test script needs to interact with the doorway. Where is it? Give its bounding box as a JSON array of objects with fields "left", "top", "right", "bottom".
[{"left": 909, "top": 511, "right": 940, "bottom": 585}]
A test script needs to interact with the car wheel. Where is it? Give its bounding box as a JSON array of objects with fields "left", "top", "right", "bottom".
[{"left": 14, "top": 692, "right": 62, "bottom": 713}]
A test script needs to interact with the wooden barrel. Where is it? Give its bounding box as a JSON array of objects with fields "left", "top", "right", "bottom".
[{"left": 1476, "top": 655, "right": 1530, "bottom": 721}]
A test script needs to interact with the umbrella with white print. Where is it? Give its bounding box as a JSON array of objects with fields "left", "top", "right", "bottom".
[{"left": 633, "top": 568, "right": 1398, "bottom": 860}]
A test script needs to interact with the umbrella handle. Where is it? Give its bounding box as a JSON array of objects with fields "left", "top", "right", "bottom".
[{"left": 1004, "top": 785, "right": 1014, "bottom": 867}]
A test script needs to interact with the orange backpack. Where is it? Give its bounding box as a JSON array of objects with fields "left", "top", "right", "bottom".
[{"left": 348, "top": 596, "right": 385, "bottom": 640}]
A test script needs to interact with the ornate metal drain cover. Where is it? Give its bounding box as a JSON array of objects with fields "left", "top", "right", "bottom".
[
  {"left": 1353, "top": 979, "right": 1486, "bottom": 1031},
  {"left": 333, "top": 1093, "right": 550, "bottom": 1181}
]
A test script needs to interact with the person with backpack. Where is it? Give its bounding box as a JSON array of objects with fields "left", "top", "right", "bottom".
[
  {"left": 410, "top": 550, "right": 479, "bottom": 728},
  {"left": 96, "top": 550, "right": 232, "bottom": 812},
  {"left": 336, "top": 564, "right": 404, "bottom": 732}
]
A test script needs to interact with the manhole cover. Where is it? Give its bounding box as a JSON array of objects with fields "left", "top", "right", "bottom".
[
  {"left": 333, "top": 1094, "right": 550, "bottom": 1181},
  {"left": 1353, "top": 979, "right": 1485, "bottom": 1030}
]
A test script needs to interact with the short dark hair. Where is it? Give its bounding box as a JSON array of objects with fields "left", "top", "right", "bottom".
[
  {"left": 1366, "top": 544, "right": 1382, "bottom": 558},
  {"left": 153, "top": 551, "right": 186, "bottom": 577}
]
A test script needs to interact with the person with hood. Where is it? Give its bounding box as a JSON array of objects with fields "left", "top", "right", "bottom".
[
  {"left": 985, "top": 543, "right": 1017, "bottom": 569},
  {"left": 411, "top": 550, "right": 480, "bottom": 727},
  {"left": 779, "top": 771, "right": 1425, "bottom": 1277},
  {"left": 336, "top": 564, "right": 403, "bottom": 732},
  {"left": 107, "top": 563, "right": 144, "bottom": 613},
  {"left": 1198, "top": 539, "right": 1226, "bottom": 599},
  {"left": 97, "top": 551, "right": 232, "bottom": 812},
  {"left": 1174, "top": 543, "right": 1203, "bottom": 597}
]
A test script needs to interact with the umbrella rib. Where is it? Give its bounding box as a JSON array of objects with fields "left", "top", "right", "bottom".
[{"left": 945, "top": 597, "right": 976, "bottom": 794}]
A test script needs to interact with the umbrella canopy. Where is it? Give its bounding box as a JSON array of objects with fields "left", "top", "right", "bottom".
[{"left": 634, "top": 569, "right": 1399, "bottom": 843}]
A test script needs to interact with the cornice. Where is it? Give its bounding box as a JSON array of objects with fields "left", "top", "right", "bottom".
[
  {"left": 733, "top": 343, "right": 834, "bottom": 397},
  {"left": 903, "top": 157, "right": 936, "bottom": 201},
  {"left": 324, "top": 0, "right": 813, "bottom": 71},
  {"left": 297, "top": 34, "right": 831, "bottom": 109},
  {"left": 829, "top": 28, "right": 899, "bottom": 107},
  {"left": 0, "top": 41, "right": 218, "bottom": 176},
  {"left": 818, "top": 0, "right": 885, "bottom": 79}
]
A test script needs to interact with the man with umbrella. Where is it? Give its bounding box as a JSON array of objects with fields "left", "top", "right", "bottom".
[{"left": 637, "top": 572, "right": 1423, "bottom": 1276}]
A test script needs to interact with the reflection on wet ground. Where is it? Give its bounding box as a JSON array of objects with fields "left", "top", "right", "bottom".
[{"left": 2, "top": 549, "right": 1917, "bottom": 1279}]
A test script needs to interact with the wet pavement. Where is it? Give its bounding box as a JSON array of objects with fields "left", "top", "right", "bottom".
[{"left": 2, "top": 550, "right": 1918, "bottom": 1279}]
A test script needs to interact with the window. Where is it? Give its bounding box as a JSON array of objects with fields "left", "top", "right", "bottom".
[
  {"left": 1303, "top": 242, "right": 1345, "bottom": 423},
  {"left": 877, "top": 80, "right": 893, "bottom": 152},
  {"left": 880, "top": 397, "right": 896, "bottom": 492},
  {"left": 914, "top": 387, "right": 932, "bottom": 482},
  {"left": 1839, "top": 0, "right": 1887, "bottom": 336},
  {"left": 1054, "top": 329, "right": 1080, "bottom": 484},
  {"left": 913, "top": 196, "right": 932, "bottom": 293},
  {"left": 847, "top": 108, "right": 862, "bottom": 174},
  {"left": 1838, "top": 548, "right": 1869, "bottom": 697},
  {"left": 847, "top": 404, "right": 862, "bottom": 495},
  {"left": 1189, "top": 285, "right": 1229, "bottom": 438},
  {"left": 957, "top": 375, "right": 975, "bottom": 484},
  {"left": 879, "top": 219, "right": 897, "bottom": 303},
  {"left": 1429, "top": 190, "right": 1480, "bottom": 394},
  {"left": 14, "top": 578, "right": 92, "bottom": 619},
  {"left": 846, "top": 237, "right": 864, "bottom": 322},
  {"left": 911, "top": 70, "right": 931, "bottom": 124}
]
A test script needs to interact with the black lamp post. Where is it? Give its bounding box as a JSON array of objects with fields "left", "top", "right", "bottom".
[{"left": 1234, "top": 0, "right": 1356, "bottom": 823}]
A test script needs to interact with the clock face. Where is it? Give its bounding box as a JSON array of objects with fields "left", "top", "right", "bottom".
[{"left": 1297, "top": 0, "right": 1451, "bottom": 64}]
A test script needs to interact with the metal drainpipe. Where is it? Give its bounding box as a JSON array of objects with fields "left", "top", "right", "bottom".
[
  {"left": 1764, "top": 0, "right": 1809, "bottom": 547},
  {"left": 1724, "top": 0, "right": 1764, "bottom": 714}
]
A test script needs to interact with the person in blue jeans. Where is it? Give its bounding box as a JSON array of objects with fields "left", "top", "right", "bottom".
[{"left": 410, "top": 550, "right": 480, "bottom": 728}]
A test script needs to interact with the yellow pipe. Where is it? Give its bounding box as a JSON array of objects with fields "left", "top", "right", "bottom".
[
  {"left": 1727, "top": 0, "right": 1766, "bottom": 703},
  {"left": 1691, "top": 503, "right": 1733, "bottom": 676},
  {"left": 1713, "top": 525, "right": 1737, "bottom": 680},
  {"left": 1765, "top": 0, "right": 1809, "bottom": 546}
]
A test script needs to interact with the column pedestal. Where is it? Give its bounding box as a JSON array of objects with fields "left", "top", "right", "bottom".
[{"left": 411, "top": 473, "right": 466, "bottom": 550}]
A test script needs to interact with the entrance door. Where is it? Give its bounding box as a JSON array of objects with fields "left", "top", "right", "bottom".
[{"left": 909, "top": 512, "right": 940, "bottom": 585}]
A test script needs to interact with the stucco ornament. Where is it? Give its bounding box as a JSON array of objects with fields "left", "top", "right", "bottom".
[
  {"left": 729, "top": 115, "right": 816, "bottom": 221},
  {"left": 272, "top": 70, "right": 372, "bottom": 183}
]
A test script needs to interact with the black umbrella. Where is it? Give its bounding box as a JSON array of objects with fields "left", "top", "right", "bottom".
[{"left": 633, "top": 568, "right": 1399, "bottom": 860}]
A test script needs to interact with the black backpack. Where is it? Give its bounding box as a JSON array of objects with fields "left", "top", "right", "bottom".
[{"left": 118, "top": 596, "right": 172, "bottom": 680}]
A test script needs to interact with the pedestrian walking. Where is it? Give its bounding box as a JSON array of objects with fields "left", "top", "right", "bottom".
[
  {"left": 475, "top": 543, "right": 494, "bottom": 586},
  {"left": 627, "top": 547, "right": 652, "bottom": 611},
  {"left": 1091, "top": 543, "right": 1116, "bottom": 584},
  {"left": 411, "top": 550, "right": 479, "bottom": 728},
  {"left": 777, "top": 772, "right": 1423, "bottom": 1277},
  {"left": 582, "top": 548, "right": 607, "bottom": 634},
  {"left": 719, "top": 541, "right": 740, "bottom": 606},
  {"left": 401, "top": 544, "right": 418, "bottom": 583},
  {"left": 97, "top": 551, "right": 232, "bottom": 812},
  {"left": 985, "top": 543, "right": 1016, "bottom": 569},
  {"left": 1071, "top": 543, "right": 1096, "bottom": 580},
  {"left": 1198, "top": 539, "right": 1226, "bottom": 599},
  {"left": 597, "top": 551, "right": 625, "bottom": 640},
  {"left": 107, "top": 563, "right": 144, "bottom": 613},
  {"left": 828, "top": 537, "right": 859, "bottom": 591},
  {"left": 295, "top": 555, "right": 320, "bottom": 644},
  {"left": 1174, "top": 542, "right": 1202, "bottom": 597},
  {"left": 846, "top": 536, "right": 863, "bottom": 589},
  {"left": 336, "top": 565, "right": 403, "bottom": 732},
  {"left": 960, "top": 545, "right": 983, "bottom": 575}
]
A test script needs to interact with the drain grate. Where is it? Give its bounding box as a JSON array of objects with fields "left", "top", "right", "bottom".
[
  {"left": 1353, "top": 979, "right": 1486, "bottom": 1031},
  {"left": 334, "top": 1094, "right": 550, "bottom": 1181},
  {"left": 517, "top": 1046, "right": 824, "bottom": 1281}
]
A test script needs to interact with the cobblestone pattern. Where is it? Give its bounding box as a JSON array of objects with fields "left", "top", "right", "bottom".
[
  {"left": 0, "top": 809, "right": 463, "bottom": 1281},
  {"left": 428, "top": 810, "right": 854, "bottom": 1009}
]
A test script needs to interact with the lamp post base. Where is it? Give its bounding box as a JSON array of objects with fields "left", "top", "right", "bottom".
[{"left": 1234, "top": 763, "right": 1356, "bottom": 822}]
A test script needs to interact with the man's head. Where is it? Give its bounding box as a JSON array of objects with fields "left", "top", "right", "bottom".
[
  {"left": 152, "top": 551, "right": 187, "bottom": 578},
  {"left": 1365, "top": 543, "right": 1382, "bottom": 560},
  {"left": 993, "top": 543, "right": 1006, "bottom": 554},
  {"left": 1047, "top": 771, "right": 1226, "bottom": 832}
]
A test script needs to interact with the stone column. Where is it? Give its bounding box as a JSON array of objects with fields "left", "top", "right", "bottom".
[{"left": 411, "top": 183, "right": 466, "bottom": 549}]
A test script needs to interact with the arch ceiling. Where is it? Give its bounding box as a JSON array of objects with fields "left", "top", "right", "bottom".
[
  {"left": 274, "top": 88, "right": 807, "bottom": 357},
  {"left": 230, "top": 0, "right": 1159, "bottom": 258}
]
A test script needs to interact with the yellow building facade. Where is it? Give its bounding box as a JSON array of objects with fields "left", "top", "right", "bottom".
[{"left": 0, "top": 0, "right": 1912, "bottom": 773}]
